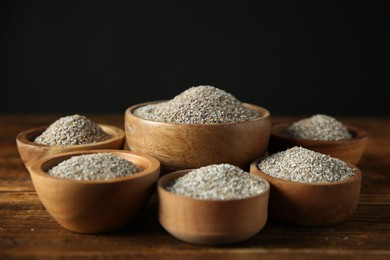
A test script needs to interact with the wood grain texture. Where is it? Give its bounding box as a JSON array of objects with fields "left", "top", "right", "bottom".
[
  {"left": 250, "top": 160, "right": 362, "bottom": 226},
  {"left": 16, "top": 124, "right": 125, "bottom": 169},
  {"left": 157, "top": 170, "right": 269, "bottom": 245},
  {"left": 269, "top": 121, "right": 368, "bottom": 165},
  {"left": 28, "top": 149, "right": 160, "bottom": 234},
  {"left": 1, "top": 114, "right": 390, "bottom": 259},
  {"left": 125, "top": 102, "right": 271, "bottom": 173}
]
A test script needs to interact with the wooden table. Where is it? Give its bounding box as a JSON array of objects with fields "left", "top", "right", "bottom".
[{"left": 1, "top": 114, "right": 389, "bottom": 259}]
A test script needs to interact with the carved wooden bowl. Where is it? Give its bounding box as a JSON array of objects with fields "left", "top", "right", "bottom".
[
  {"left": 28, "top": 149, "right": 160, "bottom": 233},
  {"left": 125, "top": 101, "right": 271, "bottom": 173},
  {"left": 16, "top": 124, "right": 125, "bottom": 170},
  {"left": 250, "top": 158, "right": 362, "bottom": 226},
  {"left": 269, "top": 121, "right": 368, "bottom": 165},
  {"left": 157, "top": 169, "right": 270, "bottom": 245}
]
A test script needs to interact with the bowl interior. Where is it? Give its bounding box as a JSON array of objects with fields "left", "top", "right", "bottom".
[
  {"left": 16, "top": 124, "right": 126, "bottom": 169},
  {"left": 271, "top": 121, "right": 368, "bottom": 144},
  {"left": 158, "top": 169, "right": 270, "bottom": 202},
  {"left": 251, "top": 157, "right": 361, "bottom": 186},
  {"left": 269, "top": 121, "right": 368, "bottom": 165},
  {"left": 34, "top": 149, "right": 160, "bottom": 182},
  {"left": 127, "top": 101, "right": 271, "bottom": 126},
  {"left": 20, "top": 124, "right": 124, "bottom": 148}
]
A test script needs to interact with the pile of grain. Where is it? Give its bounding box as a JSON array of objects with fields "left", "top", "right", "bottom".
[
  {"left": 166, "top": 163, "right": 267, "bottom": 200},
  {"left": 48, "top": 153, "right": 142, "bottom": 180},
  {"left": 285, "top": 114, "right": 352, "bottom": 141},
  {"left": 134, "top": 85, "right": 260, "bottom": 124},
  {"left": 257, "top": 146, "right": 355, "bottom": 183},
  {"left": 34, "top": 114, "right": 110, "bottom": 146}
]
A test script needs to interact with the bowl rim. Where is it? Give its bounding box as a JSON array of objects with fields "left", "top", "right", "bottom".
[
  {"left": 271, "top": 121, "right": 368, "bottom": 144},
  {"left": 125, "top": 100, "right": 271, "bottom": 126},
  {"left": 157, "top": 168, "right": 270, "bottom": 202},
  {"left": 250, "top": 158, "right": 362, "bottom": 187},
  {"left": 16, "top": 124, "right": 125, "bottom": 149},
  {"left": 29, "top": 149, "right": 160, "bottom": 184}
]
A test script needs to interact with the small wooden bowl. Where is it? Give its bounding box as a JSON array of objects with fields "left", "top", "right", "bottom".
[
  {"left": 157, "top": 169, "right": 270, "bottom": 245},
  {"left": 125, "top": 101, "right": 271, "bottom": 173},
  {"left": 16, "top": 124, "right": 125, "bottom": 170},
  {"left": 28, "top": 149, "right": 160, "bottom": 234},
  {"left": 250, "top": 159, "right": 362, "bottom": 226},
  {"left": 269, "top": 122, "right": 368, "bottom": 165}
]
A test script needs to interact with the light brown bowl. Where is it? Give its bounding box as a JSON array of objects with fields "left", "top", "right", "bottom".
[
  {"left": 28, "top": 149, "right": 160, "bottom": 234},
  {"left": 125, "top": 101, "right": 271, "bottom": 173},
  {"left": 269, "top": 121, "right": 368, "bottom": 165},
  {"left": 157, "top": 169, "right": 270, "bottom": 245},
  {"left": 250, "top": 159, "right": 362, "bottom": 226},
  {"left": 16, "top": 124, "right": 125, "bottom": 170}
]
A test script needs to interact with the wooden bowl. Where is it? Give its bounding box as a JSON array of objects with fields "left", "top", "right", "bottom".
[
  {"left": 157, "top": 169, "right": 270, "bottom": 245},
  {"left": 269, "top": 122, "right": 368, "bottom": 165},
  {"left": 250, "top": 159, "right": 362, "bottom": 226},
  {"left": 16, "top": 124, "right": 125, "bottom": 170},
  {"left": 28, "top": 149, "right": 160, "bottom": 234},
  {"left": 125, "top": 101, "right": 271, "bottom": 173}
]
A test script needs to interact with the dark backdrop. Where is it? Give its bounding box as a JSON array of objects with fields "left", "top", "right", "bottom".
[{"left": 0, "top": 1, "right": 387, "bottom": 115}]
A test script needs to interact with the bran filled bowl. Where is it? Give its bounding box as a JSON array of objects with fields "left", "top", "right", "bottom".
[
  {"left": 16, "top": 115, "right": 125, "bottom": 170},
  {"left": 269, "top": 114, "right": 368, "bottom": 165},
  {"left": 250, "top": 146, "right": 362, "bottom": 226},
  {"left": 157, "top": 164, "right": 270, "bottom": 245},
  {"left": 28, "top": 149, "right": 160, "bottom": 234},
  {"left": 125, "top": 86, "right": 271, "bottom": 173}
]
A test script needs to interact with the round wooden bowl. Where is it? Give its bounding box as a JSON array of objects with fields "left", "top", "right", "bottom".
[
  {"left": 157, "top": 169, "right": 270, "bottom": 245},
  {"left": 250, "top": 159, "right": 362, "bottom": 226},
  {"left": 269, "top": 122, "right": 368, "bottom": 165},
  {"left": 125, "top": 101, "right": 271, "bottom": 173},
  {"left": 16, "top": 124, "right": 125, "bottom": 170},
  {"left": 28, "top": 149, "right": 160, "bottom": 234}
]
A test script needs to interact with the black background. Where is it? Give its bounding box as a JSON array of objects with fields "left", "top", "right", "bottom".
[{"left": 0, "top": 1, "right": 387, "bottom": 115}]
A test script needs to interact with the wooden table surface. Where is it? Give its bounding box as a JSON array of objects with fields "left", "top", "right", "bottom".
[{"left": 1, "top": 114, "right": 389, "bottom": 259}]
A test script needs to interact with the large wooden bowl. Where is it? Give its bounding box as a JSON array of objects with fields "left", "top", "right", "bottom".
[
  {"left": 16, "top": 124, "right": 125, "bottom": 170},
  {"left": 269, "top": 122, "right": 368, "bottom": 165},
  {"left": 250, "top": 159, "right": 362, "bottom": 226},
  {"left": 28, "top": 149, "right": 160, "bottom": 234},
  {"left": 157, "top": 169, "right": 270, "bottom": 245},
  {"left": 125, "top": 101, "right": 271, "bottom": 173}
]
